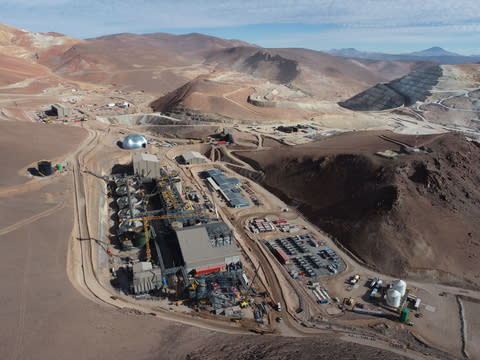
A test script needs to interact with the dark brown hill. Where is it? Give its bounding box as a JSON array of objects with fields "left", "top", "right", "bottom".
[
  {"left": 205, "top": 47, "right": 299, "bottom": 83},
  {"left": 237, "top": 131, "right": 480, "bottom": 288}
]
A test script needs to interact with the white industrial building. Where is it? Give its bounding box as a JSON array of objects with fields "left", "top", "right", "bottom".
[
  {"left": 132, "top": 262, "right": 163, "bottom": 295},
  {"left": 133, "top": 153, "right": 160, "bottom": 179},
  {"left": 181, "top": 151, "right": 208, "bottom": 165}
]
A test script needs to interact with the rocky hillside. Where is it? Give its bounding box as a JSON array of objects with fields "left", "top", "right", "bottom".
[
  {"left": 339, "top": 65, "right": 442, "bottom": 110},
  {"left": 237, "top": 131, "right": 480, "bottom": 288}
]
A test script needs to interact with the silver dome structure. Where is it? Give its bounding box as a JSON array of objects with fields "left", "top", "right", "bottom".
[{"left": 122, "top": 134, "right": 147, "bottom": 149}]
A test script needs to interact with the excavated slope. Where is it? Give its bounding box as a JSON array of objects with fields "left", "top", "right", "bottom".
[{"left": 339, "top": 65, "right": 442, "bottom": 110}]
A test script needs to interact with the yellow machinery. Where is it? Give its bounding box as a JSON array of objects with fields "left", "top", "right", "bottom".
[
  {"left": 189, "top": 279, "right": 200, "bottom": 291},
  {"left": 240, "top": 263, "right": 261, "bottom": 308},
  {"left": 125, "top": 211, "right": 210, "bottom": 261}
]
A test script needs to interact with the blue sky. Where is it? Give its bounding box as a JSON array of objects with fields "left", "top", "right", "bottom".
[{"left": 1, "top": 0, "right": 479, "bottom": 54}]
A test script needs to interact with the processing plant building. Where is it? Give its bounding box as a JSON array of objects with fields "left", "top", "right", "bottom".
[
  {"left": 176, "top": 222, "right": 240, "bottom": 275},
  {"left": 50, "top": 103, "right": 70, "bottom": 118}
]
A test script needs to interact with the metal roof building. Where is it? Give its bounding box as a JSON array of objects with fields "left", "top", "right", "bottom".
[
  {"left": 176, "top": 223, "right": 240, "bottom": 274},
  {"left": 207, "top": 171, "right": 248, "bottom": 208},
  {"left": 133, "top": 153, "right": 160, "bottom": 179},
  {"left": 181, "top": 151, "right": 208, "bottom": 165},
  {"left": 203, "top": 168, "right": 222, "bottom": 177}
]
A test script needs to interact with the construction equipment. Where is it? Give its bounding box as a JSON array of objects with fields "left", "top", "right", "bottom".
[
  {"left": 240, "top": 263, "right": 261, "bottom": 308},
  {"left": 124, "top": 210, "right": 211, "bottom": 262},
  {"left": 343, "top": 297, "right": 355, "bottom": 306},
  {"left": 189, "top": 278, "right": 200, "bottom": 291}
]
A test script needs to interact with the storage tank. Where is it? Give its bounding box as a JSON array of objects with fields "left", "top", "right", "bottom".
[
  {"left": 117, "top": 208, "right": 141, "bottom": 219},
  {"left": 386, "top": 289, "right": 402, "bottom": 307},
  {"left": 117, "top": 196, "right": 142, "bottom": 209},
  {"left": 114, "top": 177, "right": 138, "bottom": 186},
  {"left": 118, "top": 220, "right": 143, "bottom": 234},
  {"left": 115, "top": 185, "right": 137, "bottom": 196},
  {"left": 122, "top": 134, "right": 147, "bottom": 149},
  {"left": 196, "top": 276, "right": 207, "bottom": 301},
  {"left": 133, "top": 230, "right": 150, "bottom": 247},
  {"left": 38, "top": 160, "right": 53, "bottom": 176},
  {"left": 392, "top": 279, "right": 407, "bottom": 296}
]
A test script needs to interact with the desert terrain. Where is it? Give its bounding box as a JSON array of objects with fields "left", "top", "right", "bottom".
[{"left": 1, "top": 21, "right": 480, "bottom": 360}]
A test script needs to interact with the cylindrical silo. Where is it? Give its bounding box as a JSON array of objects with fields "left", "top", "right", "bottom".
[
  {"left": 118, "top": 220, "right": 143, "bottom": 234},
  {"left": 392, "top": 280, "right": 407, "bottom": 296},
  {"left": 386, "top": 289, "right": 402, "bottom": 307},
  {"left": 117, "top": 208, "right": 140, "bottom": 219},
  {"left": 115, "top": 185, "right": 136, "bottom": 196}
]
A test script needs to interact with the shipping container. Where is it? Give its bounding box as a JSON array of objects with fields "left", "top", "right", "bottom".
[
  {"left": 195, "top": 264, "right": 226, "bottom": 275},
  {"left": 275, "top": 247, "right": 291, "bottom": 264}
]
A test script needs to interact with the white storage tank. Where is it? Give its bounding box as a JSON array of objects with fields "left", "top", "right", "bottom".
[
  {"left": 392, "top": 279, "right": 407, "bottom": 296},
  {"left": 386, "top": 289, "right": 402, "bottom": 307}
]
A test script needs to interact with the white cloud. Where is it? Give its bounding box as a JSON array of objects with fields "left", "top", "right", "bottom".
[
  {"left": 1, "top": 0, "right": 479, "bottom": 52},
  {"left": 3, "top": 0, "right": 480, "bottom": 29}
]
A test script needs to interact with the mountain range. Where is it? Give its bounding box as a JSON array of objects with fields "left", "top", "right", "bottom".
[{"left": 328, "top": 46, "right": 480, "bottom": 64}]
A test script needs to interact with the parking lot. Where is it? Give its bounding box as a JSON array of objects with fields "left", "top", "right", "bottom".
[{"left": 267, "top": 234, "right": 346, "bottom": 279}]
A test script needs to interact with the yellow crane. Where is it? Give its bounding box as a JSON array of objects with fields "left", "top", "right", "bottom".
[
  {"left": 241, "top": 263, "right": 261, "bottom": 308},
  {"left": 124, "top": 211, "right": 210, "bottom": 261}
]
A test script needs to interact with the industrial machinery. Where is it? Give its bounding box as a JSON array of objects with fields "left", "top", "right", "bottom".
[
  {"left": 125, "top": 211, "right": 211, "bottom": 261},
  {"left": 240, "top": 263, "right": 261, "bottom": 308}
]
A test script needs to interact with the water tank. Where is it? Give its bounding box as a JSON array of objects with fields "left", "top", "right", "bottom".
[
  {"left": 392, "top": 279, "right": 407, "bottom": 296},
  {"left": 122, "top": 134, "right": 147, "bottom": 149},
  {"left": 196, "top": 276, "right": 207, "bottom": 301},
  {"left": 133, "top": 230, "right": 150, "bottom": 247},
  {"left": 38, "top": 160, "right": 53, "bottom": 176},
  {"left": 386, "top": 289, "right": 402, "bottom": 307}
]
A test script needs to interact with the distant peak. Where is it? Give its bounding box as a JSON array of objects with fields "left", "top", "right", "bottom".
[{"left": 409, "top": 47, "right": 460, "bottom": 57}]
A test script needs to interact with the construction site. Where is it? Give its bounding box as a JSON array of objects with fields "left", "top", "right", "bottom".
[
  {"left": 102, "top": 147, "right": 274, "bottom": 323},
  {"left": 35, "top": 119, "right": 467, "bottom": 360},
  {"left": 2, "top": 22, "right": 480, "bottom": 359}
]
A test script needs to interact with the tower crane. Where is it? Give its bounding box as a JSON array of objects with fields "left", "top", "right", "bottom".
[
  {"left": 240, "top": 263, "right": 261, "bottom": 308},
  {"left": 124, "top": 211, "right": 211, "bottom": 261}
]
